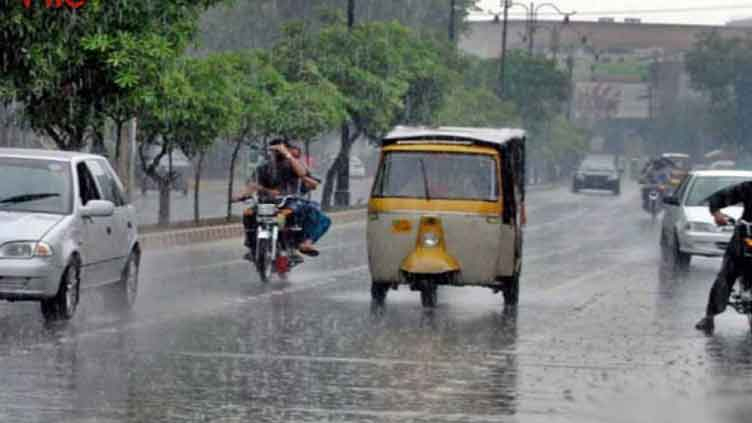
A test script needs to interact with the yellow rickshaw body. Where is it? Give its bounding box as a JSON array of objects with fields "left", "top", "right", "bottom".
[{"left": 367, "top": 126, "right": 526, "bottom": 289}]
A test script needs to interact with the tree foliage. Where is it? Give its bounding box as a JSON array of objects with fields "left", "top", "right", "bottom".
[
  {"left": 0, "top": 0, "right": 221, "bottom": 151},
  {"left": 686, "top": 31, "right": 752, "bottom": 148}
]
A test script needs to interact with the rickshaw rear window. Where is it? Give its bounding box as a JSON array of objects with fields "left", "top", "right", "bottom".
[{"left": 372, "top": 151, "right": 499, "bottom": 201}]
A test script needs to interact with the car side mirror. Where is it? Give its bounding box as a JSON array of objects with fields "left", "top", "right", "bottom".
[
  {"left": 663, "top": 196, "right": 679, "bottom": 206},
  {"left": 80, "top": 200, "right": 115, "bottom": 218}
]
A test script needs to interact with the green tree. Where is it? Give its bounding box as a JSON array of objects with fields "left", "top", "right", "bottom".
[
  {"left": 137, "top": 54, "right": 241, "bottom": 225},
  {"left": 0, "top": 0, "right": 221, "bottom": 188},
  {"left": 685, "top": 31, "right": 750, "bottom": 149},
  {"left": 273, "top": 20, "right": 451, "bottom": 208}
]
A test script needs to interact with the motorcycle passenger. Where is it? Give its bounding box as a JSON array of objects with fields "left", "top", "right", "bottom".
[
  {"left": 232, "top": 139, "right": 327, "bottom": 259},
  {"left": 695, "top": 180, "right": 752, "bottom": 333}
]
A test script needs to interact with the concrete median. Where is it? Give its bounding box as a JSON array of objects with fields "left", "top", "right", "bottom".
[{"left": 139, "top": 208, "right": 366, "bottom": 250}]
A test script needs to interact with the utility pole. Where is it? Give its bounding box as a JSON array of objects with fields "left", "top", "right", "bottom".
[
  {"left": 449, "top": 0, "right": 456, "bottom": 42},
  {"left": 499, "top": 0, "right": 510, "bottom": 97},
  {"left": 527, "top": 2, "right": 535, "bottom": 55},
  {"left": 347, "top": 0, "right": 355, "bottom": 29}
]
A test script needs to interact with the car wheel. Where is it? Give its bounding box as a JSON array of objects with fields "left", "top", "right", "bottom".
[
  {"left": 613, "top": 183, "right": 621, "bottom": 196},
  {"left": 420, "top": 283, "right": 438, "bottom": 308},
  {"left": 40, "top": 264, "right": 80, "bottom": 322},
  {"left": 371, "top": 282, "right": 389, "bottom": 304},
  {"left": 674, "top": 233, "right": 691, "bottom": 271},
  {"left": 572, "top": 181, "right": 580, "bottom": 193},
  {"left": 110, "top": 251, "right": 140, "bottom": 312}
]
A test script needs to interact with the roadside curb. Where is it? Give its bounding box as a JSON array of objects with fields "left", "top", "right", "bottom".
[{"left": 139, "top": 208, "right": 365, "bottom": 251}]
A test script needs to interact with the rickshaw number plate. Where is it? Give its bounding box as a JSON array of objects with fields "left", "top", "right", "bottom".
[{"left": 392, "top": 219, "right": 412, "bottom": 233}]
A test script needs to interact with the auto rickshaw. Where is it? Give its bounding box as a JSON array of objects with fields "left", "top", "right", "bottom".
[
  {"left": 367, "top": 126, "right": 526, "bottom": 308},
  {"left": 661, "top": 153, "right": 690, "bottom": 190}
]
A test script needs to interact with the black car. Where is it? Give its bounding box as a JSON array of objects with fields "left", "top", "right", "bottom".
[{"left": 572, "top": 156, "right": 621, "bottom": 195}]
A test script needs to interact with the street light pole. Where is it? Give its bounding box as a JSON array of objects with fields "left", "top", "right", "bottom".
[
  {"left": 499, "top": 0, "right": 510, "bottom": 97},
  {"left": 449, "top": 0, "right": 456, "bottom": 42},
  {"left": 347, "top": 0, "right": 355, "bottom": 29}
]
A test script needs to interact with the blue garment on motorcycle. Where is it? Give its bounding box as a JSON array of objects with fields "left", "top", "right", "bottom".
[{"left": 284, "top": 198, "right": 331, "bottom": 243}]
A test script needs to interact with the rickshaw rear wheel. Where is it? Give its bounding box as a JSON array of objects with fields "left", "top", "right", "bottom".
[
  {"left": 371, "top": 282, "right": 389, "bottom": 304},
  {"left": 502, "top": 273, "right": 520, "bottom": 306},
  {"left": 420, "top": 283, "right": 438, "bottom": 308}
]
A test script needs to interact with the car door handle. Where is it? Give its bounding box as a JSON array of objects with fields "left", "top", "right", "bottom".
[{"left": 106, "top": 227, "right": 112, "bottom": 235}]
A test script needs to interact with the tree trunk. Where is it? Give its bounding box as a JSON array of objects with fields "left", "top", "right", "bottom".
[
  {"left": 194, "top": 151, "right": 205, "bottom": 224},
  {"left": 321, "top": 161, "right": 338, "bottom": 211},
  {"left": 114, "top": 120, "right": 124, "bottom": 162},
  {"left": 334, "top": 123, "right": 354, "bottom": 208},
  {"left": 227, "top": 139, "right": 243, "bottom": 220},
  {"left": 158, "top": 179, "right": 171, "bottom": 226}
]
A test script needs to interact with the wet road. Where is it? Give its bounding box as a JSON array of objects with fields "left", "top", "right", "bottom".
[{"left": 1, "top": 182, "right": 752, "bottom": 422}]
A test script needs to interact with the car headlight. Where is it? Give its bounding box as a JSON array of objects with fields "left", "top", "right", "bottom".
[
  {"left": 686, "top": 222, "right": 720, "bottom": 233},
  {"left": 422, "top": 232, "right": 440, "bottom": 248},
  {"left": 608, "top": 173, "right": 619, "bottom": 180},
  {"left": 576, "top": 173, "right": 585, "bottom": 180},
  {"left": 0, "top": 241, "right": 54, "bottom": 259}
]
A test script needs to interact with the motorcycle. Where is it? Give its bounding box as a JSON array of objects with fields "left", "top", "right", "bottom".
[
  {"left": 726, "top": 218, "right": 752, "bottom": 331},
  {"left": 644, "top": 184, "right": 665, "bottom": 224},
  {"left": 241, "top": 195, "right": 306, "bottom": 283}
]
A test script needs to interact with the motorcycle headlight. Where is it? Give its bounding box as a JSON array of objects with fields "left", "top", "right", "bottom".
[
  {"left": 422, "top": 232, "right": 440, "bottom": 248},
  {"left": 686, "top": 222, "right": 719, "bottom": 233},
  {"left": 0, "top": 241, "right": 54, "bottom": 259}
]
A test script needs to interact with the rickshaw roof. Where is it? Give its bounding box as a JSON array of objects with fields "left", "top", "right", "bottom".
[{"left": 383, "top": 126, "right": 526, "bottom": 147}]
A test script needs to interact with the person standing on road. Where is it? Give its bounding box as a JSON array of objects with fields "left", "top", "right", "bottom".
[{"left": 695, "top": 181, "right": 752, "bottom": 333}]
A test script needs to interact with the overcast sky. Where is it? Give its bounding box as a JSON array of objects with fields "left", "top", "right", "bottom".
[{"left": 473, "top": 0, "right": 752, "bottom": 25}]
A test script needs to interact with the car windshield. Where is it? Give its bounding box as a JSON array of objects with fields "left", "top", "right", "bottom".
[
  {"left": 582, "top": 161, "right": 613, "bottom": 171},
  {"left": 0, "top": 158, "right": 72, "bottom": 214},
  {"left": 685, "top": 176, "right": 752, "bottom": 206},
  {"left": 372, "top": 151, "right": 498, "bottom": 201}
]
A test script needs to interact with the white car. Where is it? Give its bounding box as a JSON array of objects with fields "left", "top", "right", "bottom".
[
  {"left": 661, "top": 170, "right": 752, "bottom": 270},
  {"left": 0, "top": 149, "right": 140, "bottom": 321}
]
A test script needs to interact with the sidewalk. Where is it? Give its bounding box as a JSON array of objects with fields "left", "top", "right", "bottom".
[{"left": 139, "top": 207, "right": 365, "bottom": 250}]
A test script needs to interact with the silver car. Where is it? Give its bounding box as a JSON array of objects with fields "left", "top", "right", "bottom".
[
  {"left": 0, "top": 149, "right": 140, "bottom": 321},
  {"left": 661, "top": 170, "right": 752, "bottom": 270}
]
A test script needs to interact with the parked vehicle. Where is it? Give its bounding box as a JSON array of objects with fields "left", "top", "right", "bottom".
[
  {"left": 572, "top": 155, "right": 621, "bottom": 195},
  {"left": 322, "top": 154, "right": 367, "bottom": 179},
  {"left": 0, "top": 149, "right": 140, "bottom": 322},
  {"left": 367, "top": 126, "right": 526, "bottom": 307},
  {"left": 136, "top": 145, "right": 191, "bottom": 195},
  {"left": 661, "top": 170, "right": 752, "bottom": 272}
]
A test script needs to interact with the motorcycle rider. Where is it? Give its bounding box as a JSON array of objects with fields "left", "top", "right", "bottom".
[
  {"left": 640, "top": 157, "right": 673, "bottom": 211},
  {"left": 695, "top": 180, "right": 752, "bottom": 333},
  {"left": 232, "top": 139, "right": 322, "bottom": 259}
]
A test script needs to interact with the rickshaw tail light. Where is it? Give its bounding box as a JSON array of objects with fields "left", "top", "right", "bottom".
[{"left": 744, "top": 238, "right": 752, "bottom": 249}]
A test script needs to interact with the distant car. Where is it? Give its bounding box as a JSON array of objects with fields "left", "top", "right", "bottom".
[
  {"left": 136, "top": 145, "right": 191, "bottom": 195},
  {"left": 322, "top": 154, "right": 367, "bottom": 179},
  {"left": 572, "top": 155, "right": 621, "bottom": 195},
  {"left": 710, "top": 160, "right": 736, "bottom": 170},
  {"left": 350, "top": 156, "right": 366, "bottom": 179},
  {"left": 0, "top": 149, "right": 140, "bottom": 322},
  {"left": 661, "top": 170, "right": 752, "bottom": 270}
]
